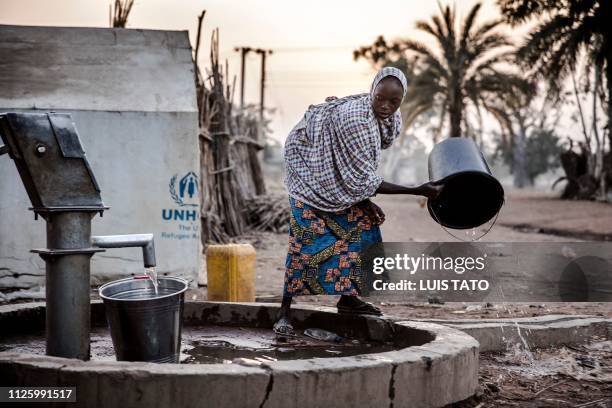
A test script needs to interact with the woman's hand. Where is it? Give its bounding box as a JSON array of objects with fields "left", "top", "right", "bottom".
[
  {"left": 358, "top": 199, "right": 386, "bottom": 225},
  {"left": 417, "top": 182, "right": 444, "bottom": 200}
]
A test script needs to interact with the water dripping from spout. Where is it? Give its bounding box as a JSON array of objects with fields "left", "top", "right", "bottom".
[{"left": 145, "top": 267, "right": 159, "bottom": 296}]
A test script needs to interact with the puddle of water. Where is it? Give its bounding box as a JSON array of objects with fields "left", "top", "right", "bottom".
[
  {"left": 180, "top": 326, "right": 395, "bottom": 364},
  {"left": 0, "top": 325, "right": 396, "bottom": 364},
  {"left": 181, "top": 339, "right": 393, "bottom": 364}
]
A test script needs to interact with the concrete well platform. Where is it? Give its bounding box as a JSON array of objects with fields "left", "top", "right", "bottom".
[
  {"left": 0, "top": 301, "right": 479, "bottom": 408},
  {"left": 414, "top": 314, "right": 612, "bottom": 352}
]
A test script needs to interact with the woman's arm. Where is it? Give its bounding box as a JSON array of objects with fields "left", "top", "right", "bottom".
[
  {"left": 357, "top": 181, "right": 443, "bottom": 224},
  {"left": 375, "top": 180, "right": 443, "bottom": 200}
]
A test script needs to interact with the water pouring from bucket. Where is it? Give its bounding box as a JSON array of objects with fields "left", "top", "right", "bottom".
[{"left": 427, "top": 138, "right": 504, "bottom": 236}]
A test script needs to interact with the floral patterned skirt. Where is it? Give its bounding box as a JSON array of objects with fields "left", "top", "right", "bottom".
[{"left": 283, "top": 196, "right": 382, "bottom": 297}]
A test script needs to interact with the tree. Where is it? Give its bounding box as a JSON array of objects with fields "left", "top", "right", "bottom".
[
  {"left": 484, "top": 75, "right": 565, "bottom": 187},
  {"left": 496, "top": 127, "right": 563, "bottom": 186},
  {"left": 355, "top": 2, "right": 526, "bottom": 138},
  {"left": 498, "top": 0, "right": 611, "bottom": 198}
]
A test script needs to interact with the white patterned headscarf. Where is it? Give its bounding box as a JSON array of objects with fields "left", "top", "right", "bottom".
[
  {"left": 370, "top": 66, "right": 408, "bottom": 100},
  {"left": 283, "top": 67, "right": 408, "bottom": 211}
]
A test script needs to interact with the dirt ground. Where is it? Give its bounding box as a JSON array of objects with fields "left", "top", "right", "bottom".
[
  {"left": 228, "top": 187, "right": 611, "bottom": 318},
  {"left": 455, "top": 340, "right": 612, "bottom": 407},
  {"left": 201, "top": 188, "right": 612, "bottom": 318},
  {"left": 230, "top": 189, "right": 612, "bottom": 299},
  {"left": 222, "top": 189, "right": 612, "bottom": 407}
]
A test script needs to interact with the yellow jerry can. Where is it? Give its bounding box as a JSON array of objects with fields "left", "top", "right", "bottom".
[{"left": 206, "top": 244, "right": 256, "bottom": 302}]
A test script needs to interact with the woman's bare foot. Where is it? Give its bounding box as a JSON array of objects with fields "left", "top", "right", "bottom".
[
  {"left": 273, "top": 316, "right": 296, "bottom": 337},
  {"left": 273, "top": 296, "right": 296, "bottom": 337}
]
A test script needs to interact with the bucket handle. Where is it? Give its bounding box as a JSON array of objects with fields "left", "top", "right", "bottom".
[{"left": 430, "top": 203, "right": 502, "bottom": 242}]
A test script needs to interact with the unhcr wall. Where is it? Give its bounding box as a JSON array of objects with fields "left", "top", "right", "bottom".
[{"left": 0, "top": 25, "right": 201, "bottom": 289}]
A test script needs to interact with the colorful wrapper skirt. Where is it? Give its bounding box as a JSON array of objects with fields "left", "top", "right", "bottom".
[{"left": 283, "top": 196, "right": 382, "bottom": 297}]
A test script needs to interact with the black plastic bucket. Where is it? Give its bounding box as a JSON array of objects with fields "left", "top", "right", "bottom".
[
  {"left": 427, "top": 138, "right": 504, "bottom": 229},
  {"left": 99, "top": 276, "right": 188, "bottom": 363}
]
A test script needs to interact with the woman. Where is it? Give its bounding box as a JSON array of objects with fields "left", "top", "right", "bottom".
[{"left": 274, "top": 67, "right": 442, "bottom": 336}]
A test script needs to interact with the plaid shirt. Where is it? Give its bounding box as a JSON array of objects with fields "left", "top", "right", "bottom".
[{"left": 284, "top": 93, "right": 402, "bottom": 211}]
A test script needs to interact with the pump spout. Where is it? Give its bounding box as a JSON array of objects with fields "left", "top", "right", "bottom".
[{"left": 92, "top": 234, "right": 156, "bottom": 268}]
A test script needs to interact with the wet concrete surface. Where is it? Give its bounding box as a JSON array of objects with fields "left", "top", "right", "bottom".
[
  {"left": 0, "top": 325, "right": 396, "bottom": 364},
  {"left": 0, "top": 302, "right": 481, "bottom": 407}
]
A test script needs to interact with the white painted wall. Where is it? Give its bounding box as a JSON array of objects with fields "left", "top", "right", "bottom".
[{"left": 0, "top": 25, "right": 201, "bottom": 289}]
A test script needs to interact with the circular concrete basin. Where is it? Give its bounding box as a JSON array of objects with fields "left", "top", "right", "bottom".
[{"left": 0, "top": 301, "right": 479, "bottom": 408}]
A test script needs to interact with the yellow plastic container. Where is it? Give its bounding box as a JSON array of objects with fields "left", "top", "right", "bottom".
[{"left": 206, "top": 244, "right": 256, "bottom": 302}]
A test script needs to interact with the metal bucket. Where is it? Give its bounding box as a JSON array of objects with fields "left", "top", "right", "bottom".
[
  {"left": 99, "top": 276, "right": 188, "bottom": 363},
  {"left": 427, "top": 138, "right": 504, "bottom": 229}
]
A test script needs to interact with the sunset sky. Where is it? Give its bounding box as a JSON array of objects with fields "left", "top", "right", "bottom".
[{"left": 1, "top": 0, "right": 582, "bottom": 147}]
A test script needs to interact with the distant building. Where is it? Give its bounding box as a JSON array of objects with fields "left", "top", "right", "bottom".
[{"left": 0, "top": 25, "right": 201, "bottom": 289}]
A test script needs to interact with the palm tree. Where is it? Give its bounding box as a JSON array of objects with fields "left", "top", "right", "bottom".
[
  {"left": 396, "top": 2, "right": 525, "bottom": 138},
  {"left": 498, "top": 0, "right": 611, "bottom": 197},
  {"left": 498, "top": 0, "right": 609, "bottom": 111}
]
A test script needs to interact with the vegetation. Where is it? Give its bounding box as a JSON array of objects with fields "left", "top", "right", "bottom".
[
  {"left": 356, "top": 1, "right": 610, "bottom": 199},
  {"left": 496, "top": 128, "right": 563, "bottom": 186},
  {"left": 498, "top": 0, "right": 611, "bottom": 199},
  {"left": 355, "top": 2, "right": 527, "bottom": 139}
]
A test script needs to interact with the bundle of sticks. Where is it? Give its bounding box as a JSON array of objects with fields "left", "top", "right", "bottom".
[
  {"left": 194, "top": 11, "right": 268, "bottom": 243},
  {"left": 244, "top": 194, "right": 290, "bottom": 233}
]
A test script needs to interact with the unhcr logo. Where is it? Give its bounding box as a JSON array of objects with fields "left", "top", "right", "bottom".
[
  {"left": 170, "top": 171, "right": 199, "bottom": 207},
  {"left": 162, "top": 171, "right": 199, "bottom": 222}
]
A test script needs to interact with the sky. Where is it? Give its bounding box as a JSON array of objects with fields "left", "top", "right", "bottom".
[{"left": 0, "top": 0, "right": 590, "bottom": 148}]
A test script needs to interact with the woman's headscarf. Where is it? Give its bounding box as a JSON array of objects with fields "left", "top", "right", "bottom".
[
  {"left": 369, "top": 66, "right": 408, "bottom": 149},
  {"left": 370, "top": 66, "right": 408, "bottom": 99},
  {"left": 283, "top": 67, "right": 408, "bottom": 212}
]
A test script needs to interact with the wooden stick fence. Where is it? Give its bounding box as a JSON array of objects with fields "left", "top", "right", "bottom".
[{"left": 194, "top": 12, "right": 279, "bottom": 244}]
